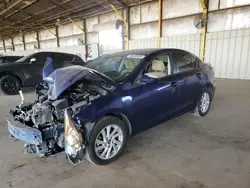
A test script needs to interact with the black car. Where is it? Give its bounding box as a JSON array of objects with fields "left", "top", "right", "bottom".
[
  {"left": 0, "top": 55, "right": 23, "bottom": 64},
  {"left": 0, "top": 52, "right": 84, "bottom": 95}
]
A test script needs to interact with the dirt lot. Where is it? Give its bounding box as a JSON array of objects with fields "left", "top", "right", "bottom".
[{"left": 0, "top": 79, "right": 250, "bottom": 188}]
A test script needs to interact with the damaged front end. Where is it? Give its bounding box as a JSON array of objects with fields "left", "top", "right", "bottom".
[
  {"left": 7, "top": 57, "right": 114, "bottom": 160},
  {"left": 7, "top": 95, "right": 65, "bottom": 156}
]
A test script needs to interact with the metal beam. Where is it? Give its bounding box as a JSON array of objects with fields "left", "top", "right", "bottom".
[
  {"left": 55, "top": 26, "right": 60, "bottom": 47},
  {"left": 199, "top": 0, "right": 208, "bottom": 61},
  {"left": 68, "top": 17, "right": 84, "bottom": 31},
  {"left": 22, "top": 35, "right": 26, "bottom": 50},
  {"left": 0, "top": 1, "right": 101, "bottom": 37},
  {"left": 0, "top": 0, "right": 75, "bottom": 34},
  {"left": 158, "top": 0, "right": 162, "bottom": 48},
  {"left": 115, "top": 0, "right": 126, "bottom": 7},
  {"left": 110, "top": 4, "right": 129, "bottom": 50},
  {"left": 41, "top": 25, "right": 56, "bottom": 36},
  {"left": 36, "top": 31, "right": 40, "bottom": 49},
  {"left": 2, "top": 1, "right": 37, "bottom": 20},
  {"left": 24, "top": 31, "right": 38, "bottom": 41},
  {"left": 14, "top": 36, "right": 23, "bottom": 43},
  {"left": 83, "top": 18, "right": 88, "bottom": 61},
  {"left": 0, "top": 0, "right": 23, "bottom": 16},
  {"left": 11, "top": 37, "right": 15, "bottom": 51},
  {"left": 3, "top": 40, "right": 6, "bottom": 52}
]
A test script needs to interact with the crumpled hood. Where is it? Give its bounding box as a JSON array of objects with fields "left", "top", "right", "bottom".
[{"left": 45, "top": 65, "right": 116, "bottom": 100}]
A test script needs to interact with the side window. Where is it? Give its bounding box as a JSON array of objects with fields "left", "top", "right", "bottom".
[
  {"left": 134, "top": 53, "right": 171, "bottom": 86},
  {"left": 173, "top": 52, "right": 197, "bottom": 73},
  {"left": 63, "top": 55, "right": 75, "bottom": 62},
  {"left": 72, "top": 55, "right": 84, "bottom": 63},
  {"left": 32, "top": 53, "right": 47, "bottom": 64},
  {"left": 5, "top": 57, "right": 19, "bottom": 63},
  {"left": 144, "top": 53, "right": 171, "bottom": 78}
]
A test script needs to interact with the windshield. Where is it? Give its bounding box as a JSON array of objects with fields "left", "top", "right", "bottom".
[
  {"left": 15, "top": 54, "right": 33, "bottom": 62},
  {"left": 85, "top": 54, "right": 144, "bottom": 82}
]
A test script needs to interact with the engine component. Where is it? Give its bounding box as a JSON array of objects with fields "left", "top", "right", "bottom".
[
  {"left": 8, "top": 77, "right": 102, "bottom": 157},
  {"left": 31, "top": 103, "right": 53, "bottom": 126},
  {"left": 52, "top": 99, "right": 69, "bottom": 120}
]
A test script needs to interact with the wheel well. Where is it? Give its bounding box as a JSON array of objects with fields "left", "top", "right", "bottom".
[
  {"left": 204, "top": 83, "right": 214, "bottom": 98},
  {"left": 105, "top": 113, "right": 132, "bottom": 137},
  {"left": 204, "top": 83, "right": 214, "bottom": 90},
  {"left": 0, "top": 72, "right": 22, "bottom": 86}
]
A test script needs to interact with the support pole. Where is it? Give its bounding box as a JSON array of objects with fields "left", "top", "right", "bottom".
[
  {"left": 11, "top": 37, "right": 15, "bottom": 51},
  {"left": 36, "top": 31, "right": 40, "bottom": 49},
  {"left": 110, "top": 4, "right": 129, "bottom": 50},
  {"left": 22, "top": 35, "right": 26, "bottom": 50},
  {"left": 3, "top": 39, "right": 6, "bottom": 52},
  {"left": 199, "top": 0, "right": 208, "bottom": 61},
  {"left": 83, "top": 18, "right": 88, "bottom": 61},
  {"left": 158, "top": 0, "right": 162, "bottom": 48},
  {"left": 55, "top": 26, "right": 60, "bottom": 47}
]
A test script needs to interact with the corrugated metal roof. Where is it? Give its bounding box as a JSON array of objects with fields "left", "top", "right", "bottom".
[{"left": 0, "top": 0, "right": 126, "bottom": 38}]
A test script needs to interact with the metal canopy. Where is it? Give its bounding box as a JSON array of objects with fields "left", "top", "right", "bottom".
[{"left": 0, "top": 0, "right": 128, "bottom": 39}]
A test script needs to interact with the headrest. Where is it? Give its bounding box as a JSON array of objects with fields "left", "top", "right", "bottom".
[
  {"left": 124, "top": 59, "right": 137, "bottom": 70},
  {"left": 152, "top": 60, "right": 165, "bottom": 71}
]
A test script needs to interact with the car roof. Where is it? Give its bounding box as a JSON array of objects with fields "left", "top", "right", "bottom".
[
  {"left": 32, "top": 51, "right": 77, "bottom": 56},
  {"left": 102, "top": 48, "right": 196, "bottom": 57},
  {"left": 0, "top": 55, "right": 23, "bottom": 57}
]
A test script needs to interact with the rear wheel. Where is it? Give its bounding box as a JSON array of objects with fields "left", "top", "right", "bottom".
[
  {"left": 194, "top": 87, "right": 213, "bottom": 116},
  {"left": 85, "top": 116, "right": 128, "bottom": 165},
  {"left": 0, "top": 75, "right": 21, "bottom": 95}
]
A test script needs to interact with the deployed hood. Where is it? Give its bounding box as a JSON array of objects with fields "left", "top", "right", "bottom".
[{"left": 43, "top": 59, "right": 116, "bottom": 100}]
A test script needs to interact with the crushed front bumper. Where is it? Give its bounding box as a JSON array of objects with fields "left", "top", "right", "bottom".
[{"left": 7, "top": 116, "right": 43, "bottom": 145}]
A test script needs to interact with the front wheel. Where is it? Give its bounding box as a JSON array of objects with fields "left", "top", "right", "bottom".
[
  {"left": 0, "top": 75, "right": 21, "bottom": 95},
  {"left": 85, "top": 116, "right": 128, "bottom": 165},
  {"left": 194, "top": 88, "right": 213, "bottom": 117}
]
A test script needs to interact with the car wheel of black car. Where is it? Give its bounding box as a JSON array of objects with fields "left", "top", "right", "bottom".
[
  {"left": 85, "top": 116, "right": 128, "bottom": 165},
  {"left": 0, "top": 75, "right": 21, "bottom": 95},
  {"left": 194, "top": 87, "right": 213, "bottom": 117}
]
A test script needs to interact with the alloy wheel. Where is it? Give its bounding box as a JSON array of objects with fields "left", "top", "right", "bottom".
[
  {"left": 94, "top": 124, "right": 124, "bottom": 160},
  {"left": 200, "top": 92, "right": 210, "bottom": 113}
]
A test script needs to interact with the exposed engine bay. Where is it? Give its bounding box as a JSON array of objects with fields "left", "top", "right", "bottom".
[{"left": 9, "top": 80, "right": 105, "bottom": 156}]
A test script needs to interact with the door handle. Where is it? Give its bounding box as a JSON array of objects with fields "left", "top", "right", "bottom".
[
  {"left": 171, "top": 81, "right": 178, "bottom": 87},
  {"left": 196, "top": 73, "right": 203, "bottom": 79}
]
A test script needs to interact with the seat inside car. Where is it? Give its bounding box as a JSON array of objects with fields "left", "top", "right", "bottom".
[
  {"left": 121, "top": 59, "right": 137, "bottom": 74},
  {"left": 145, "top": 60, "right": 167, "bottom": 78}
]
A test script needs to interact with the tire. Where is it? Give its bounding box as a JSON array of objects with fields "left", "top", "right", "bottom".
[
  {"left": 85, "top": 116, "right": 128, "bottom": 165},
  {"left": 193, "top": 87, "right": 213, "bottom": 117},
  {"left": 0, "top": 75, "right": 21, "bottom": 95}
]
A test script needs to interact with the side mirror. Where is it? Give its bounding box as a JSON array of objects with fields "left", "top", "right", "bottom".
[
  {"left": 141, "top": 75, "right": 157, "bottom": 84},
  {"left": 30, "top": 58, "right": 36, "bottom": 64}
]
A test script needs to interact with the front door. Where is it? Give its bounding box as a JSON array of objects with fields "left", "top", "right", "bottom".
[{"left": 126, "top": 52, "right": 180, "bottom": 134}]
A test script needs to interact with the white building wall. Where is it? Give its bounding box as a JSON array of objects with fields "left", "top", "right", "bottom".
[
  {"left": 162, "top": 0, "right": 202, "bottom": 19},
  {"left": 2, "top": 0, "right": 250, "bottom": 79},
  {"left": 205, "top": 28, "right": 250, "bottom": 79}
]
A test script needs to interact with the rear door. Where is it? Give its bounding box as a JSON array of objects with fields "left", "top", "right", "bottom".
[{"left": 171, "top": 51, "right": 203, "bottom": 113}]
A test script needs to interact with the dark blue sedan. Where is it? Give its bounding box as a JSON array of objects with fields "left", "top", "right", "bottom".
[
  {"left": 63, "top": 48, "right": 215, "bottom": 165},
  {"left": 7, "top": 48, "right": 215, "bottom": 165}
]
